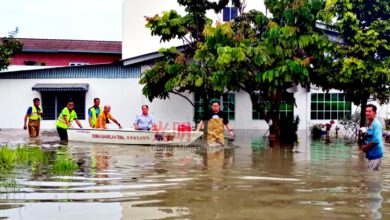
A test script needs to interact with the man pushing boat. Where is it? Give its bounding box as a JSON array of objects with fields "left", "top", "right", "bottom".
[{"left": 196, "top": 101, "right": 234, "bottom": 145}]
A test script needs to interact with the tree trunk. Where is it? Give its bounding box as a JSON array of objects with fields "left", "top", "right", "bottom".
[
  {"left": 269, "top": 101, "right": 281, "bottom": 138},
  {"left": 358, "top": 96, "right": 368, "bottom": 145},
  {"left": 202, "top": 94, "right": 209, "bottom": 140},
  {"left": 268, "top": 91, "right": 282, "bottom": 138},
  {"left": 360, "top": 97, "right": 368, "bottom": 127}
]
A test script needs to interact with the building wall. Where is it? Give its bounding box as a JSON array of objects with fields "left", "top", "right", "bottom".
[
  {"left": 1, "top": 75, "right": 389, "bottom": 130},
  {"left": 0, "top": 77, "right": 194, "bottom": 130},
  {"left": 11, "top": 53, "right": 121, "bottom": 66},
  {"left": 122, "top": 0, "right": 184, "bottom": 59},
  {"left": 0, "top": 78, "right": 291, "bottom": 130},
  {"left": 121, "top": 0, "right": 390, "bottom": 131}
]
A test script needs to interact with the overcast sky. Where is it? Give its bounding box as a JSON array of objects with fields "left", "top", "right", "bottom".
[{"left": 0, "top": 0, "right": 123, "bottom": 41}]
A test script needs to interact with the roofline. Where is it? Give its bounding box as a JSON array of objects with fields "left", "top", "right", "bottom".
[
  {"left": 0, "top": 61, "right": 122, "bottom": 74},
  {"left": 315, "top": 21, "right": 338, "bottom": 34},
  {"left": 123, "top": 22, "right": 339, "bottom": 66},
  {"left": 123, "top": 45, "right": 187, "bottom": 66},
  {"left": 22, "top": 48, "right": 121, "bottom": 54},
  {"left": 16, "top": 37, "right": 121, "bottom": 43}
]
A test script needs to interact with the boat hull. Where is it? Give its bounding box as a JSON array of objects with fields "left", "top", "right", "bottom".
[{"left": 67, "top": 128, "right": 203, "bottom": 145}]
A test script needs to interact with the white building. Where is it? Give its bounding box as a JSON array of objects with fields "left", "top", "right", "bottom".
[{"left": 0, "top": 0, "right": 388, "bottom": 131}]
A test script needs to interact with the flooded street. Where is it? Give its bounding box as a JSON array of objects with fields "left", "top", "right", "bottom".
[{"left": 0, "top": 129, "right": 389, "bottom": 219}]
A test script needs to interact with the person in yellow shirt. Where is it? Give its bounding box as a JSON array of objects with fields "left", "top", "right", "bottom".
[
  {"left": 56, "top": 100, "right": 83, "bottom": 142},
  {"left": 95, "top": 105, "right": 122, "bottom": 129}
]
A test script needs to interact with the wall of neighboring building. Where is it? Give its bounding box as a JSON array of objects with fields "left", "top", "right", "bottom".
[
  {"left": 122, "top": 0, "right": 184, "bottom": 60},
  {"left": 11, "top": 53, "right": 121, "bottom": 67}
]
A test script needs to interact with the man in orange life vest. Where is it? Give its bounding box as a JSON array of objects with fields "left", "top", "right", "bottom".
[{"left": 95, "top": 105, "right": 122, "bottom": 129}]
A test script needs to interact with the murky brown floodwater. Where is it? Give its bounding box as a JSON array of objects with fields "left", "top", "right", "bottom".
[{"left": 0, "top": 129, "right": 389, "bottom": 220}]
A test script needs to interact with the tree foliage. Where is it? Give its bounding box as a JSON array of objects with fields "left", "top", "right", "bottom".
[
  {"left": 0, "top": 30, "right": 23, "bottom": 71},
  {"left": 313, "top": 0, "right": 390, "bottom": 125},
  {"left": 142, "top": 0, "right": 243, "bottom": 106},
  {"left": 140, "top": 0, "right": 327, "bottom": 136}
]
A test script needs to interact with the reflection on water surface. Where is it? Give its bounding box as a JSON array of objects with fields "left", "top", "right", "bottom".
[{"left": 0, "top": 129, "right": 389, "bottom": 219}]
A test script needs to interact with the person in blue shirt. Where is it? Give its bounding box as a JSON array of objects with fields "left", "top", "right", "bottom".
[
  {"left": 133, "top": 105, "right": 157, "bottom": 130},
  {"left": 360, "top": 104, "right": 383, "bottom": 170},
  {"left": 23, "top": 98, "right": 43, "bottom": 138},
  {"left": 88, "top": 98, "right": 102, "bottom": 128}
]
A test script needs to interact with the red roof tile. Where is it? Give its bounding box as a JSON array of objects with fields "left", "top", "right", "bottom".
[{"left": 17, "top": 38, "right": 121, "bottom": 54}]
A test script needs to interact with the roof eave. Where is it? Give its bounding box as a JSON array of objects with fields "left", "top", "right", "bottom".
[
  {"left": 22, "top": 48, "right": 121, "bottom": 54},
  {"left": 123, "top": 45, "right": 187, "bottom": 66}
]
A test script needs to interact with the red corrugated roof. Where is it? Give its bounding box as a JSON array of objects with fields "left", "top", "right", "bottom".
[{"left": 17, "top": 38, "right": 121, "bottom": 53}]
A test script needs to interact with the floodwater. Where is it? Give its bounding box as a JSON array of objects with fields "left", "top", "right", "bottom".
[{"left": 0, "top": 129, "right": 389, "bottom": 220}]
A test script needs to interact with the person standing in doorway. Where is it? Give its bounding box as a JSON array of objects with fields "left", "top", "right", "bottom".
[
  {"left": 56, "top": 100, "right": 83, "bottom": 142},
  {"left": 88, "top": 98, "right": 102, "bottom": 128},
  {"left": 360, "top": 104, "right": 383, "bottom": 170},
  {"left": 23, "top": 98, "right": 43, "bottom": 138}
]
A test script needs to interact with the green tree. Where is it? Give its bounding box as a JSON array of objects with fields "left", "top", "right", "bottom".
[
  {"left": 141, "top": 0, "right": 327, "bottom": 137},
  {"left": 141, "top": 0, "right": 243, "bottom": 122},
  {"left": 252, "top": 0, "right": 326, "bottom": 137},
  {"left": 314, "top": 0, "right": 390, "bottom": 126},
  {"left": 0, "top": 29, "right": 23, "bottom": 71}
]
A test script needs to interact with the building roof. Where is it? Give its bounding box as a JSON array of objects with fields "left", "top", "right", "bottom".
[
  {"left": 123, "top": 45, "right": 186, "bottom": 66},
  {"left": 17, "top": 38, "right": 122, "bottom": 54},
  {"left": 32, "top": 83, "right": 89, "bottom": 92},
  {"left": 0, "top": 62, "right": 140, "bottom": 79}
]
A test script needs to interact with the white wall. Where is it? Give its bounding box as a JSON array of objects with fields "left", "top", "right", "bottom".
[
  {"left": 0, "top": 76, "right": 295, "bottom": 130},
  {"left": 293, "top": 84, "right": 310, "bottom": 131},
  {"left": 0, "top": 80, "right": 42, "bottom": 128},
  {"left": 231, "top": 91, "right": 268, "bottom": 129},
  {"left": 119, "top": 0, "right": 390, "bottom": 131},
  {"left": 1, "top": 76, "right": 388, "bottom": 130},
  {"left": 122, "top": 0, "right": 184, "bottom": 59},
  {"left": 0, "top": 77, "right": 194, "bottom": 130}
]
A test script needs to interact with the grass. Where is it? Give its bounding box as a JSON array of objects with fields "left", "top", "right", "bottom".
[
  {"left": 0, "top": 145, "right": 80, "bottom": 193},
  {"left": 0, "top": 146, "right": 16, "bottom": 170},
  {"left": 0, "top": 145, "right": 45, "bottom": 171},
  {"left": 52, "top": 155, "right": 79, "bottom": 175},
  {"left": 0, "top": 145, "right": 78, "bottom": 175},
  {"left": 0, "top": 178, "right": 19, "bottom": 192}
]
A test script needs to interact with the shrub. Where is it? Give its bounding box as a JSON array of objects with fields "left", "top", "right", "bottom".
[{"left": 311, "top": 124, "right": 322, "bottom": 139}]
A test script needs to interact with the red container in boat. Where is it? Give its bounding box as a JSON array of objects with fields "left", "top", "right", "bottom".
[{"left": 178, "top": 123, "right": 192, "bottom": 132}]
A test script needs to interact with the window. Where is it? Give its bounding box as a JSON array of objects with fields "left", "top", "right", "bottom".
[
  {"left": 310, "top": 93, "right": 351, "bottom": 120},
  {"left": 223, "top": 93, "right": 235, "bottom": 120},
  {"left": 223, "top": 7, "right": 238, "bottom": 21},
  {"left": 41, "top": 92, "right": 86, "bottom": 120},
  {"left": 252, "top": 92, "right": 294, "bottom": 120},
  {"left": 194, "top": 93, "right": 235, "bottom": 121},
  {"left": 69, "top": 62, "right": 89, "bottom": 66},
  {"left": 24, "top": 60, "right": 46, "bottom": 66}
]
